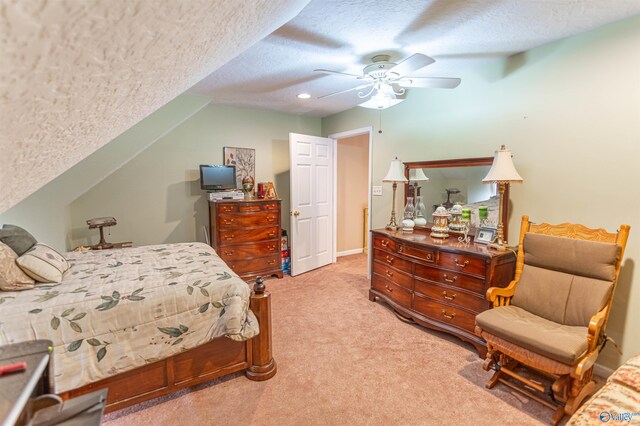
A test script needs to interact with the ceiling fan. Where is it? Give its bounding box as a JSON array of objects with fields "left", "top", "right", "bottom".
[{"left": 314, "top": 53, "right": 460, "bottom": 109}]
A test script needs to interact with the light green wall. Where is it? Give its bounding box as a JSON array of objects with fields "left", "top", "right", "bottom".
[
  {"left": 323, "top": 16, "right": 640, "bottom": 370},
  {"left": 0, "top": 94, "right": 211, "bottom": 250},
  {"left": 68, "top": 104, "right": 321, "bottom": 248}
]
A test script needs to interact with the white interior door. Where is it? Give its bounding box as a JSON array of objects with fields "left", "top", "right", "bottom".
[{"left": 289, "top": 133, "right": 334, "bottom": 276}]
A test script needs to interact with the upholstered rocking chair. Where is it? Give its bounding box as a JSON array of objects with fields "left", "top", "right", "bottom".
[{"left": 475, "top": 216, "right": 630, "bottom": 425}]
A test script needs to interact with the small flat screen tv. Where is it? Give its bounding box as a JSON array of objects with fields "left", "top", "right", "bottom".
[{"left": 199, "top": 165, "right": 237, "bottom": 191}]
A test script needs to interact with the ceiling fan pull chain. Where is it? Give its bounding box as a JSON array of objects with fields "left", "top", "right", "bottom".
[{"left": 378, "top": 110, "right": 383, "bottom": 134}]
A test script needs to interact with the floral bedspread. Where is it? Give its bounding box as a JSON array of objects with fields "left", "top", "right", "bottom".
[
  {"left": 0, "top": 242, "right": 259, "bottom": 393},
  {"left": 568, "top": 353, "right": 640, "bottom": 425}
]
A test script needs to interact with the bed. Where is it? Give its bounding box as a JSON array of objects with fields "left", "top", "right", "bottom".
[{"left": 0, "top": 242, "right": 276, "bottom": 412}]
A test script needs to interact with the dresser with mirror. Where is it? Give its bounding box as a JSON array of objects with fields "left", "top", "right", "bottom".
[{"left": 369, "top": 157, "right": 516, "bottom": 356}]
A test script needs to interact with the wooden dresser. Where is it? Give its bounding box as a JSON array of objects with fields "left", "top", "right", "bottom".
[
  {"left": 209, "top": 199, "right": 283, "bottom": 280},
  {"left": 369, "top": 229, "right": 515, "bottom": 356}
]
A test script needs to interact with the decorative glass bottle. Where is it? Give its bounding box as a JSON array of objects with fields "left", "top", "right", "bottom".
[
  {"left": 414, "top": 195, "right": 427, "bottom": 226},
  {"left": 401, "top": 197, "right": 415, "bottom": 232}
]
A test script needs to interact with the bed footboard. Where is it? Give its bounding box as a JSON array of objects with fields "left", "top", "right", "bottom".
[
  {"left": 246, "top": 277, "right": 277, "bottom": 381},
  {"left": 59, "top": 278, "right": 276, "bottom": 412}
]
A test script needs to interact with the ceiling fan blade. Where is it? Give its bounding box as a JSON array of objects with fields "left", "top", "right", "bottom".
[
  {"left": 388, "top": 53, "right": 435, "bottom": 78},
  {"left": 397, "top": 77, "right": 461, "bottom": 89},
  {"left": 314, "top": 69, "right": 363, "bottom": 78},
  {"left": 318, "top": 83, "right": 373, "bottom": 99}
]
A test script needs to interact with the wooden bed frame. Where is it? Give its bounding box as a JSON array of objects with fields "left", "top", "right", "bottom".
[{"left": 59, "top": 279, "right": 276, "bottom": 413}]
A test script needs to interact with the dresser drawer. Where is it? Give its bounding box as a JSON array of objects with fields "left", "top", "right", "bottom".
[
  {"left": 413, "top": 294, "right": 477, "bottom": 333},
  {"left": 219, "top": 227, "right": 279, "bottom": 244},
  {"left": 414, "top": 279, "right": 488, "bottom": 313},
  {"left": 225, "top": 254, "right": 280, "bottom": 275},
  {"left": 372, "top": 261, "right": 413, "bottom": 291},
  {"left": 398, "top": 244, "right": 435, "bottom": 263},
  {"left": 373, "top": 235, "right": 396, "bottom": 253},
  {"left": 373, "top": 250, "right": 412, "bottom": 274},
  {"left": 217, "top": 241, "right": 279, "bottom": 260},
  {"left": 216, "top": 204, "right": 238, "bottom": 214},
  {"left": 371, "top": 274, "right": 412, "bottom": 308},
  {"left": 414, "top": 264, "right": 485, "bottom": 295},
  {"left": 218, "top": 213, "right": 279, "bottom": 228},
  {"left": 438, "top": 252, "right": 486, "bottom": 277}
]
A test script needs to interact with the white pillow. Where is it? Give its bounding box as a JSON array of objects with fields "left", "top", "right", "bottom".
[{"left": 16, "top": 243, "right": 70, "bottom": 283}]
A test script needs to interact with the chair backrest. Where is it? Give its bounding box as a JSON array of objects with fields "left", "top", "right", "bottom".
[{"left": 511, "top": 216, "right": 630, "bottom": 329}]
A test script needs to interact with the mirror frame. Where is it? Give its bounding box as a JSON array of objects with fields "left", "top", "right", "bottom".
[{"left": 403, "top": 157, "right": 510, "bottom": 241}]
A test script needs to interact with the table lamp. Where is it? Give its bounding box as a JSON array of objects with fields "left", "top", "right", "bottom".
[
  {"left": 409, "top": 168, "right": 429, "bottom": 197},
  {"left": 383, "top": 157, "right": 408, "bottom": 230},
  {"left": 482, "top": 145, "right": 523, "bottom": 250}
]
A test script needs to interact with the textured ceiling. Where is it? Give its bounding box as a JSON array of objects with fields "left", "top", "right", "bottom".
[
  {"left": 0, "top": 0, "right": 310, "bottom": 213},
  {"left": 189, "top": 0, "right": 640, "bottom": 117}
]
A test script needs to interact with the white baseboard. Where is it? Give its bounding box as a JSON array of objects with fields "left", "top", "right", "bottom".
[
  {"left": 594, "top": 362, "right": 615, "bottom": 379},
  {"left": 336, "top": 248, "right": 364, "bottom": 257}
]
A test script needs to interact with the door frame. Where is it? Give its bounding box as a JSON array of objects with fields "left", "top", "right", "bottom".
[{"left": 328, "top": 126, "right": 373, "bottom": 278}]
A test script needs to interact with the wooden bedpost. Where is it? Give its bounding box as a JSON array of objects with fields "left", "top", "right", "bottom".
[{"left": 246, "top": 277, "right": 277, "bottom": 381}]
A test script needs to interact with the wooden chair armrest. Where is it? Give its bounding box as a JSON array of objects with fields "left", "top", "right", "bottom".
[
  {"left": 572, "top": 306, "right": 609, "bottom": 379},
  {"left": 486, "top": 280, "right": 518, "bottom": 307},
  {"left": 587, "top": 306, "right": 608, "bottom": 352}
]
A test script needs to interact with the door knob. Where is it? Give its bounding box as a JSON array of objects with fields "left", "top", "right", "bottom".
[{"left": 292, "top": 211, "right": 300, "bottom": 217}]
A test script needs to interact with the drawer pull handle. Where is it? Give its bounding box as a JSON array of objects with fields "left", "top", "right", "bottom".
[
  {"left": 385, "top": 270, "right": 393, "bottom": 278},
  {"left": 385, "top": 285, "right": 393, "bottom": 293},
  {"left": 385, "top": 256, "right": 394, "bottom": 264},
  {"left": 267, "top": 217, "right": 276, "bottom": 222},
  {"left": 223, "top": 220, "right": 234, "bottom": 225},
  {"left": 269, "top": 245, "right": 277, "bottom": 250},
  {"left": 268, "top": 232, "right": 276, "bottom": 237},
  {"left": 454, "top": 259, "right": 470, "bottom": 268},
  {"left": 224, "top": 235, "right": 234, "bottom": 240},
  {"left": 381, "top": 240, "right": 389, "bottom": 247},
  {"left": 427, "top": 253, "right": 433, "bottom": 260},
  {"left": 441, "top": 310, "right": 456, "bottom": 320},
  {"left": 267, "top": 260, "right": 276, "bottom": 265},
  {"left": 398, "top": 246, "right": 404, "bottom": 252},
  {"left": 222, "top": 207, "right": 233, "bottom": 212},
  {"left": 442, "top": 291, "right": 457, "bottom": 301},
  {"left": 224, "top": 250, "right": 234, "bottom": 256},
  {"left": 443, "top": 274, "right": 457, "bottom": 283}
]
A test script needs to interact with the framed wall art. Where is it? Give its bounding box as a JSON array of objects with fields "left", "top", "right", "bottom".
[{"left": 223, "top": 147, "right": 255, "bottom": 189}]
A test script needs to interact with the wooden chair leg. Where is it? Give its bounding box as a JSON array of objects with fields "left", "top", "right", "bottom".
[
  {"left": 486, "top": 369, "right": 503, "bottom": 389},
  {"left": 551, "top": 406, "right": 565, "bottom": 426},
  {"left": 564, "top": 380, "right": 596, "bottom": 415}
]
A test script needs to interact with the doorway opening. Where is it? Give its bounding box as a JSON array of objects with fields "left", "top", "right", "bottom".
[{"left": 329, "top": 127, "right": 373, "bottom": 277}]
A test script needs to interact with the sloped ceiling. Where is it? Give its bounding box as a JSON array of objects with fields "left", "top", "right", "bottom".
[{"left": 0, "top": 0, "right": 310, "bottom": 213}]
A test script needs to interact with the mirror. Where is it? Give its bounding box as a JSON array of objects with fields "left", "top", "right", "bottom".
[{"left": 404, "top": 157, "right": 510, "bottom": 240}]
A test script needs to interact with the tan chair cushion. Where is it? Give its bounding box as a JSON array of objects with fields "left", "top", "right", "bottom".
[
  {"left": 0, "top": 241, "right": 36, "bottom": 291},
  {"left": 523, "top": 233, "right": 619, "bottom": 281},
  {"left": 511, "top": 265, "right": 613, "bottom": 326},
  {"left": 475, "top": 305, "right": 588, "bottom": 365},
  {"left": 511, "top": 265, "right": 572, "bottom": 324}
]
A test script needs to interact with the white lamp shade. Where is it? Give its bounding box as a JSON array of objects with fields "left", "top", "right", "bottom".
[
  {"left": 409, "top": 168, "right": 429, "bottom": 182},
  {"left": 383, "top": 158, "right": 408, "bottom": 183},
  {"left": 482, "top": 145, "right": 523, "bottom": 183}
]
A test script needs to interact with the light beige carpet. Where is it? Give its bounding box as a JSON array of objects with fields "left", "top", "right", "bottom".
[{"left": 104, "top": 254, "right": 561, "bottom": 425}]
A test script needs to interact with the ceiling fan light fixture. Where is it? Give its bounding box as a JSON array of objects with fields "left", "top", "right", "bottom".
[
  {"left": 297, "top": 93, "right": 311, "bottom": 99},
  {"left": 358, "top": 91, "right": 404, "bottom": 109}
]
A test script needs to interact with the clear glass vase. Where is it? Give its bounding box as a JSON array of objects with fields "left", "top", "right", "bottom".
[
  {"left": 402, "top": 197, "right": 415, "bottom": 232},
  {"left": 414, "top": 195, "right": 427, "bottom": 226}
]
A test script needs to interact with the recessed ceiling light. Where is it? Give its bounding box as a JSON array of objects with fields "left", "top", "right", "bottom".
[{"left": 297, "top": 93, "right": 311, "bottom": 99}]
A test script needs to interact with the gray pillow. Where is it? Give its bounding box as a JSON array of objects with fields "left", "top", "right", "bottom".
[{"left": 0, "top": 225, "right": 37, "bottom": 256}]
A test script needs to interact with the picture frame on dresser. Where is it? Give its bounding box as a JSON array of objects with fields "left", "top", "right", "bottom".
[{"left": 474, "top": 227, "right": 496, "bottom": 244}]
